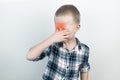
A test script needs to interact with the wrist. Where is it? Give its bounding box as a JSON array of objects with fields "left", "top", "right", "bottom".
[{"left": 45, "top": 37, "right": 55, "bottom": 45}]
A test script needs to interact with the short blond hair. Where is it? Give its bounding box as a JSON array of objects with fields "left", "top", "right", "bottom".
[{"left": 55, "top": 5, "right": 80, "bottom": 24}]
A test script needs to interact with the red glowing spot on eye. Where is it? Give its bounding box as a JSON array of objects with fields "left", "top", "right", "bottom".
[{"left": 57, "top": 22, "right": 66, "bottom": 31}]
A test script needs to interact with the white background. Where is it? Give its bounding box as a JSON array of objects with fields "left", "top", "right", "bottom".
[{"left": 0, "top": 0, "right": 120, "bottom": 80}]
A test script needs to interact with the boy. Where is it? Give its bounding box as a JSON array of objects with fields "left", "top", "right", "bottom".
[{"left": 26, "top": 5, "right": 90, "bottom": 80}]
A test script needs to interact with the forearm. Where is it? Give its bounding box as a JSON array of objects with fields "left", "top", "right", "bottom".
[
  {"left": 26, "top": 37, "right": 54, "bottom": 61},
  {"left": 80, "top": 72, "right": 88, "bottom": 80},
  {"left": 26, "top": 30, "right": 70, "bottom": 61}
]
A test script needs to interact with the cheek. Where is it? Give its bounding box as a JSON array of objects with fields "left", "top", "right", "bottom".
[
  {"left": 65, "top": 26, "right": 76, "bottom": 32},
  {"left": 68, "top": 28, "right": 77, "bottom": 36}
]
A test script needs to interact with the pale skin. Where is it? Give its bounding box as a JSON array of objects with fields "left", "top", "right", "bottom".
[{"left": 26, "top": 15, "right": 89, "bottom": 80}]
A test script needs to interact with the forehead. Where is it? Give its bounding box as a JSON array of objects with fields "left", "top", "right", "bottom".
[{"left": 54, "top": 15, "right": 74, "bottom": 24}]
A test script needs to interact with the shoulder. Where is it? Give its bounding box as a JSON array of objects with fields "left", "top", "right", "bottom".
[
  {"left": 80, "top": 43, "right": 90, "bottom": 51},
  {"left": 50, "top": 42, "right": 60, "bottom": 50}
]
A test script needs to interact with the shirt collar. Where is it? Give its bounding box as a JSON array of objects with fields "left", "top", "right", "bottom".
[{"left": 57, "top": 37, "right": 81, "bottom": 51}]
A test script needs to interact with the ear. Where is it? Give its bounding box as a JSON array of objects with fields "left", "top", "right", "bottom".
[{"left": 75, "top": 24, "right": 80, "bottom": 32}]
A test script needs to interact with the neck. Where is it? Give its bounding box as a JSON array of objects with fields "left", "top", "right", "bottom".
[{"left": 64, "top": 37, "right": 77, "bottom": 51}]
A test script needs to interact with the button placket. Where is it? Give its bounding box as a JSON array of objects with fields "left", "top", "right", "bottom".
[{"left": 66, "top": 52, "right": 70, "bottom": 70}]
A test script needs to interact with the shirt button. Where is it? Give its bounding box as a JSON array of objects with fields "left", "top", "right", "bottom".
[{"left": 67, "top": 66, "right": 69, "bottom": 69}]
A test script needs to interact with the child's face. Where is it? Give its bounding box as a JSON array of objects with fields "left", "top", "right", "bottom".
[{"left": 54, "top": 15, "right": 80, "bottom": 40}]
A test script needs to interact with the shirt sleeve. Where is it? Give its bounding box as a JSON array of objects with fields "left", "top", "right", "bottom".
[
  {"left": 80, "top": 44, "right": 90, "bottom": 72},
  {"left": 32, "top": 43, "right": 54, "bottom": 62}
]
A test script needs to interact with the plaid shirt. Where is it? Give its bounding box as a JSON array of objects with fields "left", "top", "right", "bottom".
[{"left": 33, "top": 38, "right": 90, "bottom": 80}]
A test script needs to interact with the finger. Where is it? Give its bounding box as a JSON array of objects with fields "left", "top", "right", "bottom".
[
  {"left": 62, "top": 31, "right": 71, "bottom": 35},
  {"left": 63, "top": 32, "right": 72, "bottom": 36},
  {"left": 64, "top": 34, "right": 71, "bottom": 38},
  {"left": 65, "top": 31, "right": 71, "bottom": 35}
]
